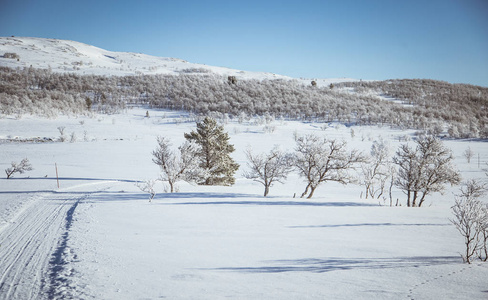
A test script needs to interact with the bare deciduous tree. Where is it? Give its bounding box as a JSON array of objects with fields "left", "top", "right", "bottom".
[
  {"left": 480, "top": 204, "right": 488, "bottom": 262},
  {"left": 243, "top": 147, "right": 294, "bottom": 197},
  {"left": 393, "top": 136, "right": 461, "bottom": 207},
  {"left": 293, "top": 134, "right": 365, "bottom": 199},
  {"left": 463, "top": 146, "right": 475, "bottom": 164},
  {"left": 5, "top": 158, "right": 33, "bottom": 179},
  {"left": 152, "top": 136, "right": 199, "bottom": 193},
  {"left": 450, "top": 179, "right": 488, "bottom": 263},
  {"left": 360, "top": 139, "right": 391, "bottom": 199}
]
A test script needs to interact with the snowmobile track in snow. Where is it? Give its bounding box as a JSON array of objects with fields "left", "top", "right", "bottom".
[{"left": 0, "top": 181, "right": 116, "bottom": 300}]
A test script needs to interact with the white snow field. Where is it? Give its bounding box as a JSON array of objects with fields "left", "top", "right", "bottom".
[{"left": 1, "top": 108, "right": 487, "bottom": 299}]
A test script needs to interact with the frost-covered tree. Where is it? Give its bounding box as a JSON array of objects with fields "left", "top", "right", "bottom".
[
  {"left": 184, "top": 117, "right": 239, "bottom": 185},
  {"left": 152, "top": 136, "right": 199, "bottom": 192},
  {"left": 450, "top": 179, "right": 488, "bottom": 263},
  {"left": 293, "top": 134, "right": 365, "bottom": 199},
  {"left": 479, "top": 203, "right": 488, "bottom": 262},
  {"left": 360, "top": 138, "right": 391, "bottom": 199},
  {"left": 5, "top": 158, "right": 33, "bottom": 179},
  {"left": 393, "top": 136, "right": 461, "bottom": 207},
  {"left": 136, "top": 179, "right": 157, "bottom": 202},
  {"left": 243, "top": 147, "right": 294, "bottom": 196},
  {"left": 463, "top": 146, "right": 475, "bottom": 164}
]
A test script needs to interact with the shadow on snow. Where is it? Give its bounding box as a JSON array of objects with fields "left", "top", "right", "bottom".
[
  {"left": 289, "top": 223, "right": 451, "bottom": 228},
  {"left": 73, "top": 191, "right": 379, "bottom": 207},
  {"left": 169, "top": 199, "right": 378, "bottom": 207},
  {"left": 0, "top": 177, "right": 137, "bottom": 183},
  {"left": 206, "top": 256, "right": 460, "bottom": 274}
]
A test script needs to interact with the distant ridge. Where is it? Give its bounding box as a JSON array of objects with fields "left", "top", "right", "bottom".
[{"left": 0, "top": 36, "right": 356, "bottom": 86}]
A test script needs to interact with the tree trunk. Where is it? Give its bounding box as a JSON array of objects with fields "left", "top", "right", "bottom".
[
  {"left": 307, "top": 186, "right": 317, "bottom": 199},
  {"left": 301, "top": 183, "right": 311, "bottom": 198},
  {"left": 418, "top": 192, "right": 428, "bottom": 207},
  {"left": 482, "top": 231, "right": 488, "bottom": 262},
  {"left": 412, "top": 191, "right": 418, "bottom": 207},
  {"left": 376, "top": 188, "right": 384, "bottom": 200},
  {"left": 407, "top": 190, "right": 411, "bottom": 207},
  {"left": 169, "top": 181, "right": 174, "bottom": 193},
  {"left": 389, "top": 176, "right": 394, "bottom": 207},
  {"left": 264, "top": 185, "right": 270, "bottom": 197}
]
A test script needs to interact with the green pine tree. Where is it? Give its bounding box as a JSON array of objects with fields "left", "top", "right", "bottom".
[{"left": 184, "top": 117, "right": 239, "bottom": 185}]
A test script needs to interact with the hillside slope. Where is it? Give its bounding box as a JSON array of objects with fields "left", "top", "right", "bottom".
[
  {"left": 0, "top": 37, "right": 358, "bottom": 85},
  {"left": 1, "top": 37, "right": 487, "bottom": 139},
  {"left": 0, "top": 36, "right": 272, "bottom": 79}
]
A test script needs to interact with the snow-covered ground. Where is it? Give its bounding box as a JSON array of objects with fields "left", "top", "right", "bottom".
[{"left": 1, "top": 107, "right": 487, "bottom": 299}]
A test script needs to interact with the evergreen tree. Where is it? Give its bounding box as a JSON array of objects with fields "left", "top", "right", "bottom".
[{"left": 184, "top": 117, "right": 239, "bottom": 185}]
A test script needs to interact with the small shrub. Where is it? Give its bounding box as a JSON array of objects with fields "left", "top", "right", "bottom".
[
  {"left": 57, "top": 126, "right": 67, "bottom": 142},
  {"left": 5, "top": 158, "right": 33, "bottom": 179},
  {"left": 3, "top": 52, "right": 20, "bottom": 59}
]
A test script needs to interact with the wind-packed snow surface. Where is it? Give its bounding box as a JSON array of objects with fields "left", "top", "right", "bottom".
[{"left": 1, "top": 108, "right": 487, "bottom": 299}]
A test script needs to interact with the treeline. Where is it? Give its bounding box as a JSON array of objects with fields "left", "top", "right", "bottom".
[{"left": 1, "top": 66, "right": 487, "bottom": 138}]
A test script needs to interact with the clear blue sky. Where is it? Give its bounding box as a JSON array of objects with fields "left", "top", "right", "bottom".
[{"left": 1, "top": 0, "right": 487, "bottom": 86}]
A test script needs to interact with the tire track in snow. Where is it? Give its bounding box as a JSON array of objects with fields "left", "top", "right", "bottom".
[{"left": 0, "top": 181, "right": 116, "bottom": 300}]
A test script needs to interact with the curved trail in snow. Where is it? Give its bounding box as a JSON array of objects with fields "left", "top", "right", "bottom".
[{"left": 0, "top": 181, "right": 117, "bottom": 300}]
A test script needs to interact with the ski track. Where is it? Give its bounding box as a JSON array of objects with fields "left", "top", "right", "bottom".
[{"left": 0, "top": 181, "right": 116, "bottom": 300}]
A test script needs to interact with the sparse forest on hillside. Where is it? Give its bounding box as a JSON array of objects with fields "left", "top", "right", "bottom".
[
  {"left": 337, "top": 79, "right": 488, "bottom": 138},
  {"left": 1, "top": 66, "right": 487, "bottom": 138}
]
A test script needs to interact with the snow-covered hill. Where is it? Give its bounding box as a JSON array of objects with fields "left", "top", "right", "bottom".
[{"left": 0, "top": 36, "right": 355, "bottom": 85}]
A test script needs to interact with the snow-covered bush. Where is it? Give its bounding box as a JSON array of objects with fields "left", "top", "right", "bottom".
[
  {"left": 136, "top": 179, "right": 157, "bottom": 202},
  {"left": 57, "top": 126, "right": 67, "bottom": 142},
  {"left": 70, "top": 132, "right": 77, "bottom": 143},
  {"left": 3, "top": 52, "right": 20, "bottom": 59},
  {"left": 263, "top": 125, "right": 276, "bottom": 134},
  {"left": 5, "top": 158, "right": 33, "bottom": 179}
]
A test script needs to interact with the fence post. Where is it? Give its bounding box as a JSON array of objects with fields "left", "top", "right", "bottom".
[{"left": 55, "top": 163, "right": 59, "bottom": 189}]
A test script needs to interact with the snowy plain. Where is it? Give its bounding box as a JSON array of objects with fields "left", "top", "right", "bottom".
[{"left": 1, "top": 107, "right": 488, "bottom": 299}]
